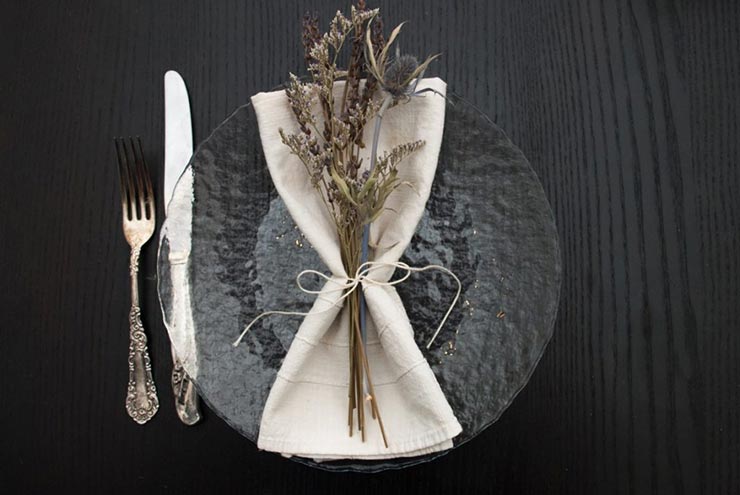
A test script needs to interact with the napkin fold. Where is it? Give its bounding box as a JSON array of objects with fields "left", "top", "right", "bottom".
[{"left": 251, "top": 78, "right": 461, "bottom": 460}]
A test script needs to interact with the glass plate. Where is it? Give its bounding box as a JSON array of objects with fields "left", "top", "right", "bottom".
[{"left": 157, "top": 93, "right": 561, "bottom": 472}]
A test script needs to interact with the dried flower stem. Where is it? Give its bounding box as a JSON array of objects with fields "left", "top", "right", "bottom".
[{"left": 359, "top": 94, "right": 393, "bottom": 345}]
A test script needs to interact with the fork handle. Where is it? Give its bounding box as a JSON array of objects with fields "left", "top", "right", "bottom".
[
  {"left": 126, "top": 246, "right": 159, "bottom": 424},
  {"left": 171, "top": 351, "right": 202, "bottom": 425}
]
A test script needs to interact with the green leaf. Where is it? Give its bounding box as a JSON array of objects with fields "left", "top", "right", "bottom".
[
  {"left": 409, "top": 53, "right": 441, "bottom": 82},
  {"left": 330, "top": 166, "right": 357, "bottom": 206},
  {"left": 369, "top": 207, "right": 385, "bottom": 223},
  {"left": 358, "top": 176, "right": 377, "bottom": 202},
  {"left": 365, "top": 23, "right": 379, "bottom": 76},
  {"left": 379, "top": 22, "right": 406, "bottom": 65}
]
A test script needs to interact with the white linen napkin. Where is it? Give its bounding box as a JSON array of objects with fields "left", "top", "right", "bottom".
[{"left": 250, "top": 77, "right": 461, "bottom": 460}]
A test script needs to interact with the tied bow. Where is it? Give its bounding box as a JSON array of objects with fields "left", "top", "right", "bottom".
[{"left": 233, "top": 261, "right": 461, "bottom": 350}]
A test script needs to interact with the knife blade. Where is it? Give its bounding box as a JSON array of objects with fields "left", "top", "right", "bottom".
[
  {"left": 164, "top": 70, "right": 201, "bottom": 425},
  {"left": 164, "top": 70, "right": 193, "bottom": 214}
]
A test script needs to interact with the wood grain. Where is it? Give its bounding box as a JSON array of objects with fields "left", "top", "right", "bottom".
[{"left": 1, "top": 0, "right": 738, "bottom": 493}]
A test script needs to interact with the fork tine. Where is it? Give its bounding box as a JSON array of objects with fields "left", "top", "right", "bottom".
[
  {"left": 123, "top": 138, "right": 138, "bottom": 219},
  {"left": 141, "top": 138, "right": 155, "bottom": 219},
  {"left": 114, "top": 138, "right": 131, "bottom": 220},
  {"left": 133, "top": 137, "right": 154, "bottom": 220},
  {"left": 115, "top": 136, "right": 156, "bottom": 223},
  {"left": 123, "top": 137, "right": 143, "bottom": 220}
]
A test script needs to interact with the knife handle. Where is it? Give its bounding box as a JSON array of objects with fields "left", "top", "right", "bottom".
[{"left": 171, "top": 353, "right": 201, "bottom": 425}]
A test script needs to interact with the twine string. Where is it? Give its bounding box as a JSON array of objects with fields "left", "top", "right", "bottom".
[{"left": 232, "top": 261, "right": 461, "bottom": 350}]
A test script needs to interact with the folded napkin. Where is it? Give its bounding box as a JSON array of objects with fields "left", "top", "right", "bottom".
[{"left": 251, "top": 77, "right": 461, "bottom": 460}]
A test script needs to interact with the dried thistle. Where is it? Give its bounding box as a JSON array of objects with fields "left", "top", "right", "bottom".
[
  {"left": 383, "top": 55, "right": 420, "bottom": 97},
  {"left": 365, "top": 21, "right": 440, "bottom": 101}
]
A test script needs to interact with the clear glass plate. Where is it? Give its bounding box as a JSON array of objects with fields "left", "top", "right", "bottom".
[{"left": 157, "top": 93, "right": 561, "bottom": 472}]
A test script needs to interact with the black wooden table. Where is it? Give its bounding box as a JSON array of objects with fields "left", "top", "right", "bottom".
[{"left": 2, "top": 1, "right": 738, "bottom": 493}]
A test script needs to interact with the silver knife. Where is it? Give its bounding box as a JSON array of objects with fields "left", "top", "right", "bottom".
[{"left": 164, "top": 70, "right": 201, "bottom": 425}]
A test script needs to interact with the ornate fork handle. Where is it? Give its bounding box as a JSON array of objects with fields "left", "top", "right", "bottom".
[{"left": 125, "top": 246, "right": 159, "bottom": 424}]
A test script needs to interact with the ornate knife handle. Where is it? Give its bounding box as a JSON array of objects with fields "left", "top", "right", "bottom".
[
  {"left": 171, "top": 353, "right": 202, "bottom": 425},
  {"left": 125, "top": 247, "right": 159, "bottom": 424}
]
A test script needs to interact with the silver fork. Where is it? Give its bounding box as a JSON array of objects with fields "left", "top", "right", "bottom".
[{"left": 115, "top": 137, "right": 159, "bottom": 424}]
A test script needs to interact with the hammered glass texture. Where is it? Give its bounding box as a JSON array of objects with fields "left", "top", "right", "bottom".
[{"left": 158, "top": 94, "right": 561, "bottom": 472}]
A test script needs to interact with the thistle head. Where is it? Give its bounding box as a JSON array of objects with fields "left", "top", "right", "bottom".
[
  {"left": 383, "top": 54, "right": 419, "bottom": 98},
  {"left": 365, "top": 20, "right": 440, "bottom": 101}
]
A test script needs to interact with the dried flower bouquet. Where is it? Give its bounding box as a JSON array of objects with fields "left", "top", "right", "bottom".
[{"left": 278, "top": 2, "right": 440, "bottom": 445}]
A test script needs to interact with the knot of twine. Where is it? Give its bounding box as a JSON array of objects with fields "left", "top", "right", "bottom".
[{"left": 232, "top": 261, "right": 461, "bottom": 349}]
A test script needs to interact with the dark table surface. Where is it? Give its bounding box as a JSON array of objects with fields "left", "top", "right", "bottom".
[{"left": 2, "top": 0, "right": 738, "bottom": 493}]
